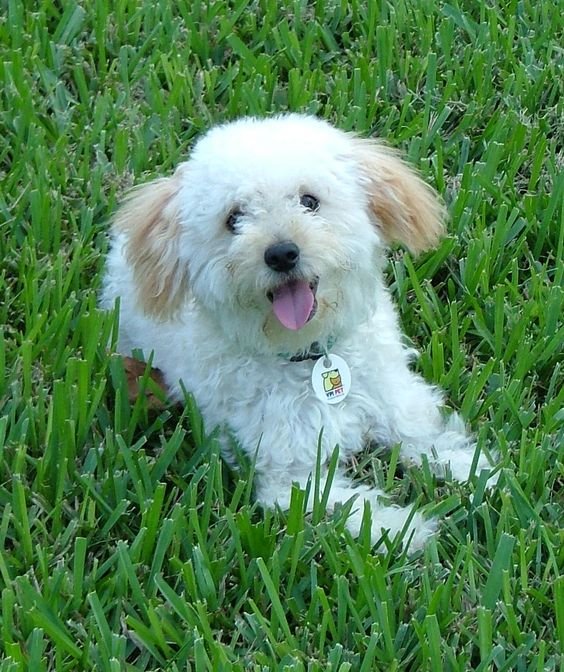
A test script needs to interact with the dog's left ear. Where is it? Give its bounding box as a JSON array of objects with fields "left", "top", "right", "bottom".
[{"left": 354, "top": 139, "right": 446, "bottom": 253}]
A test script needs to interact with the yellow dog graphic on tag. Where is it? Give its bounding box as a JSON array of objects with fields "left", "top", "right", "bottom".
[{"left": 322, "top": 369, "right": 344, "bottom": 398}]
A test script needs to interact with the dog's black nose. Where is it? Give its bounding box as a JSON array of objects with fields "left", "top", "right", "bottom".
[{"left": 264, "top": 241, "right": 300, "bottom": 272}]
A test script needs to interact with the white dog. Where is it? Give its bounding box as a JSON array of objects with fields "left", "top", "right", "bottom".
[{"left": 102, "top": 114, "right": 495, "bottom": 550}]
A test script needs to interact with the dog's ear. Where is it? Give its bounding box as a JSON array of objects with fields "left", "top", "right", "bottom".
[
  {"left": 113, "top": 174, "right": 188, "bottom": 318},
  {"left": 354, "top": 139, "right": 446, "bottom": 253}
]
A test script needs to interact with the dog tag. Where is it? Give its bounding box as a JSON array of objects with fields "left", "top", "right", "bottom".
[{"left": 311, "top": 354, "right": 351, "bottom": 404}]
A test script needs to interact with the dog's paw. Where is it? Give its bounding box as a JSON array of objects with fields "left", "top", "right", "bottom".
[
  {"left": 397, "top": 510, "right": 439, "bottom": 552},
  {"left": 445, "top": 447, "right": 499, "bottom": 486},
  {"left": 368, "top": 504, "right": 439, "bottom": 553},
  {"left": 427, "top": 415, "right": 498, "bottom": 487}
]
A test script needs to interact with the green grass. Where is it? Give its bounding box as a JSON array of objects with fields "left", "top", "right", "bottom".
[{"left": 0, "top": 0, "right": 562, "bottom": 669}]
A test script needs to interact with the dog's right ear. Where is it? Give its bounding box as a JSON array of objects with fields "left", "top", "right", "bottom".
[{"left": 113, "top": 174, "right": 188, "bottom": 319}]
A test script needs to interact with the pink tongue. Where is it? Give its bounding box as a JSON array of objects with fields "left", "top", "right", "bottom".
[{"left": 272, "top": 280, "right": 315, "bottom": 330}]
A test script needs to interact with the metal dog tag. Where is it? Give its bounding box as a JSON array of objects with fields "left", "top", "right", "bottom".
[{"left": 311, "top": 354, "right": 351, "bottom": 404}]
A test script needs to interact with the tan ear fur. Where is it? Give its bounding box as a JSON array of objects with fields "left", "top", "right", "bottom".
[
  {"left": 114, "top": 175, "right": 187, "bottom": 318},
  {"left": 354, "top": 139, "right": 446, "bottom": 254}
]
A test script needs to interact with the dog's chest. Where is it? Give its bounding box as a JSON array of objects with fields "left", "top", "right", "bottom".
[{"left": 199, "top": 351, "right": 380, "bottom": 465}]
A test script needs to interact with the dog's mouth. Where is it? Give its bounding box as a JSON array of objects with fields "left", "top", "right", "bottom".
[{"left": 266, "top": 278, "right": 319, "bottom": 331}]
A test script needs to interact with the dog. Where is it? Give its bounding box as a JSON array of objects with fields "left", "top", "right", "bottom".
[{"left": 101, "top": 114, "right": 496, "bottom": 551}]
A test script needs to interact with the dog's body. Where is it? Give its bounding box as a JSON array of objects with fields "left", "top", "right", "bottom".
[{"left": 102, "top": 115, "right": 494, "bottom": 550}]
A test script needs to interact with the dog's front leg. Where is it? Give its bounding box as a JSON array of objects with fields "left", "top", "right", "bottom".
[
  {"left": 254, "top": 466, "right": 437, "bottom": 551},
  {"left": 370, "top": 368, "right": 496, "bottom": 483}
]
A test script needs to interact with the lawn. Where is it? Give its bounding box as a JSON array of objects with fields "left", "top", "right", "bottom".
[{"left": 0, "top": 1, "right": 562, "bottom": 670}]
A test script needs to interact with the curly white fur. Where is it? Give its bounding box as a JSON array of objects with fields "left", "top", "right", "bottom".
[{"left": 101, "top": 114, "right": 496, "bottom": 551}]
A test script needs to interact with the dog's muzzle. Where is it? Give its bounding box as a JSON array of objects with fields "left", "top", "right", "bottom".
[{"left": 263, "top": 241, "right": 318, "bottom": 331}]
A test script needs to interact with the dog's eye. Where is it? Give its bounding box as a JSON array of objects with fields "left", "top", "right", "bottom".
[
  {"left": 226, "top": 208, "right": 243, "bottom": 233},
  {"left": 300, "top": 194, "right": 320, "bottom": 212}
]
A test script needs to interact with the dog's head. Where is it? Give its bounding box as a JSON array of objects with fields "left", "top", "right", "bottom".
[{"left": 114, "top": 115, "right": 445, "bottom": 354}]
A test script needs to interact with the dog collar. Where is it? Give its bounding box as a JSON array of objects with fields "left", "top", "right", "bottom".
[{"left": 279, "top": 337, "right": 337, "bottom": 362}]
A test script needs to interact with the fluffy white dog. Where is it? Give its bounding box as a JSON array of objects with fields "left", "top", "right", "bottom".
[{"left": 102, "top": 114, "right": 495, "bottom": 550}]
